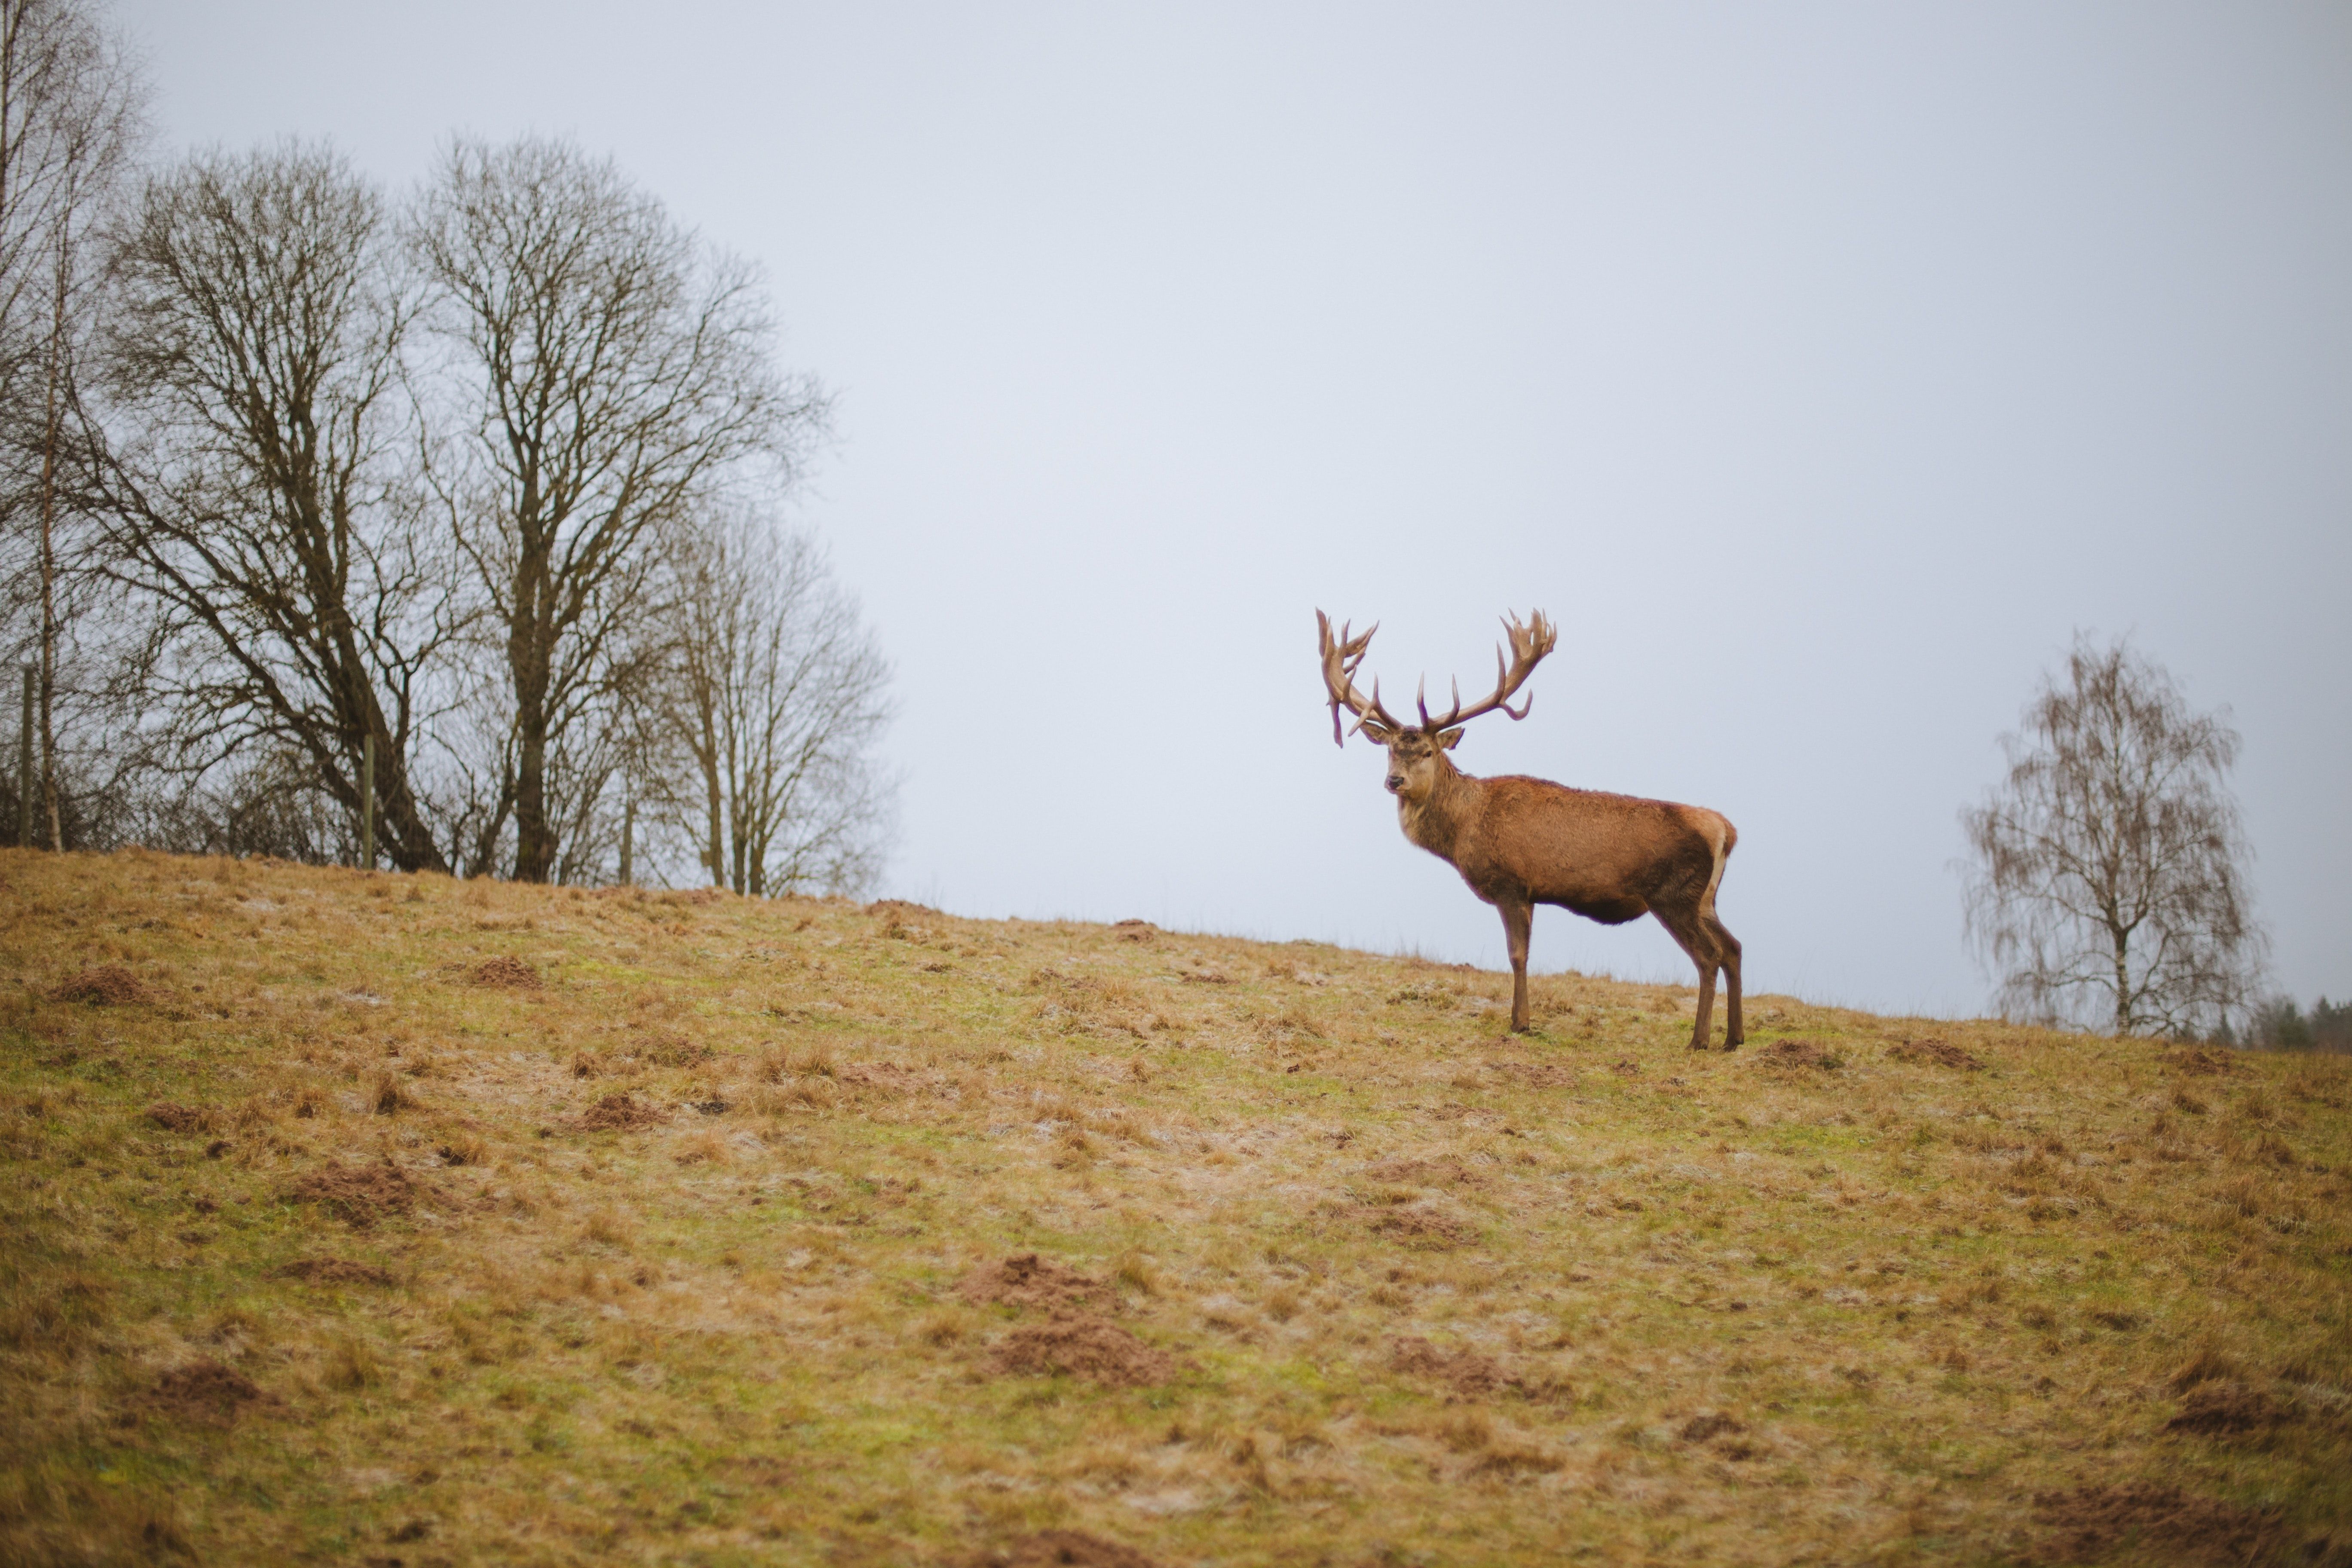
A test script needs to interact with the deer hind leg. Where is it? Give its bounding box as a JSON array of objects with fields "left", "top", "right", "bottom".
[
  {"left": 1498, "top": 898, "right": 1534, "bottom": 1033},
  {"left": 1706, "top": 914, "right": 1743, "bottom": 1047},
  {"left": 1654, "top": 907, "right": 1724, "bottom": 1050}
]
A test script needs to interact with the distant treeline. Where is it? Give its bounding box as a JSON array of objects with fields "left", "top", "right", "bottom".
[
  {"left": 0, "top": 0, "right": 892, "bottom": 892},
  {"left": 2233, "top": 997, "right": 2352, "bottom": 1055}
]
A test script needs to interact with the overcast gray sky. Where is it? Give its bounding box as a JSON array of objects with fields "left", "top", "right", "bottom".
[{"left": 116, "top": 1, "right": 2350, "bottom": 1018}]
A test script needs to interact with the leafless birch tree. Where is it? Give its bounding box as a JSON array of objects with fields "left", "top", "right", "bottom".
[
  {"left": 654, "top": 505, "right": 891, "bottom": 897},
  {"left": 0, "top": 0, "right": 138, "bottom": 848},
  {"left": 1960, "top": 635, "right": 2264, "bottom": 1037},
  {"left": 410, "top": 135, "right": 827, "bottom": 883},
  {"left": 87, "top": 142, "right": 457, "bottom": 872}
]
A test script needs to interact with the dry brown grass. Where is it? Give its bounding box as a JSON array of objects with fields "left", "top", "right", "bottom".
[{"left": 0, "top": 845, "right": 2346, "bottom": 1566}]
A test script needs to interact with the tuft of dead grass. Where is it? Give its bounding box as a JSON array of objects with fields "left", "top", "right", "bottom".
[
  {"left": 2030, "top": 1484, "right": 2287, "bottom": 1567},
  {"left": 1888, "top": 1036, "right": 1983, "bottom": 1070},
  {"left": 50, "top": 965, "right": 147, "bottom": 1006}
]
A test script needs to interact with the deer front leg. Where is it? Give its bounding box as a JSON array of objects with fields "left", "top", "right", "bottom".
[{"left": 1499, "top": 898, "right": 1533, "bottom": 1033}]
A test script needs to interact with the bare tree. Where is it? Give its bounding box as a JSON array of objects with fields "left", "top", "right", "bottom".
[
  {"left": 652, "top": 505, "right": 892, "bottom": 897},
  {"left": 410, "top": 134, "right": 827, "bottom": 883},
  {"left": 0, "top": 0, "right": 139, "bottom": 848},
  {"left": 86, "top": 141, "right": 457, "bottom": 872},
  {"left": 1960, "top": 634, "right": 2264, "bottom": 1037}
]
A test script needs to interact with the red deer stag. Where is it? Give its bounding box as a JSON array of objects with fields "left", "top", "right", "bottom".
[{"left": 1317, "top": 609, "right": 1743, "bottom": 1049}]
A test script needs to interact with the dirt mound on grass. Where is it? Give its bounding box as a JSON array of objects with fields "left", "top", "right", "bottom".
[
  {"left": 1364, "top": 1158, "right": 1491, "bottom": 1190},
  {"left": 1678, "top": 1411, "right": 1747, "bottom": 1444},
  {"left": 466, "top": 955, "right": 541, "bottom": 989},
  {"left": 575, "top": 1093, "right": 667, "bottom": 1131},
  {"left": 1888, "top": 1038, "right": 1984, "bottom": 1070},
  {"left": 1363, "top": 1205, "right": 1477, "bottom": 1249},
  {"left": 959, "top": 1253, "right": 1110, "bottom": 1313},
  {"left": 963, "top": 1531, "right": 1164, "bottom": 1568},
  {"left": 51, "top": 965, "right": 146, "bottom": 1006},
  {"left": 147, "top": 1359, "right": 276, "bottom": 1426},
  {"left": 987, "top": 1313, "right": 1180, "bottom": 1387},
  {"left": 146, "top": 1102, "right": 215, "bottom": 1135},
  {"left": 287, "top": 1162, "right": 423, "bottom": 1228},
  {"left": 2167, "top": 1381, "right": 2297, "bottom": 1436},
  {"left": 1389, "top": 1336, "right": 1523, "bottom": 1399},
  {"left": 274, "top": 1259, "right": 397, "bottom": 1287},
  {"left": 1757, "top": 1039, "right": 1845, "bottom": 1070},
  {"left": 2030, "top": 1483, "right": 2286, "bottom": 1566}
]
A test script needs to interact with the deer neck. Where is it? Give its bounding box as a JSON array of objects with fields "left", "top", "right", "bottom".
[{"left": 1396, "top": 758, "right": 1481, "bottom": 864}]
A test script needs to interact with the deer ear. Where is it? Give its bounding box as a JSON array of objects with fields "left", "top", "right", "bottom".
[
  {"left": 1359, "top": 719, "right": 1395, "bottom": 744},
  {"left": 1438, "top": 727, "right": 1466, "bottom": 750}
]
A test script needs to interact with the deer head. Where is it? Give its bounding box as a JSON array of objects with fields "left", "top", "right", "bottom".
[{"left": 1315, "top": 609, "right": 1557, "bottom": 802}]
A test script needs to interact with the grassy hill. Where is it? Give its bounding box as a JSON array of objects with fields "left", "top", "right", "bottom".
[{"left": 1, "top": 848, "right": 2346, "bottom": 1567}]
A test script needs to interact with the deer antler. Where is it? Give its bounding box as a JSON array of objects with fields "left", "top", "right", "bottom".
[
  {"left": 1415, "top": 610, "right": 1557, "bottom": 732},
  {"left": 1317, "top": 610, "right": 1404, "bottom": 746}
]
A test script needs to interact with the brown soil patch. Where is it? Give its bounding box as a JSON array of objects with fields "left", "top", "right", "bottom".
[
  {"left": 287, "top": 1161, "right": 422, "bottom": 1228},
  {"left": 146, "top": 1102, "right": 214, "bottom": 1135},
  {"left": 987, "top": 1313, "right": 1179, "bottom": 1387},
  {"left": 51, "top": 965, "right": 146, "bottom": 1005},
  {"left": 1888, "top": 1037, "right": 1983, "bottom": 1070},
  {"left": 1758, "top": 1039, "right": 1845, "bottom": 1070},
  {"left": 274, "top": 1259, "right": 397, "bottom": 1287},
  {"left": 1363, "top": 1158, "right": 1490, "bottom": 1190},
  {"left": 959, "top": 1253, "right": 1110, "bottom": 1313},
  {"left": 962, "top": 1530, "right": 1163, "bottom": 1568},
  {"left": 2031, "top": 1484, "right": 2285, "bottom": 1566},
  {"left": 1389, "top": 1336, "right": 1525, "bottom": 1399},
  {"left": 467, "top": 955, "right": 541, "bottom": 989},
  {"left": 1678, "top": 1411, "right": 1746, "bottom": 1444},
  {"left": 576, "top": 1093, "right": 667, "bottom": 1132},
  {"left": 2164, "top": 1047, "right": 2247, "bottom": 1077},
  {"left": 2168, "top": 1381, "right": 2296, "bottom": 1436},
  {"left": 1363, "top": 1206, "right": 1477, "bottom": 1249},
  {"left": 147, "top": 1359, "right": 275, "bottom": 1426}
]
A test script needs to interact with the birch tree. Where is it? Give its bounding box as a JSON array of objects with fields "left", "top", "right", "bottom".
[
  {"left": 0, "top": 0, "right": 138, "bottom": 848},
  {"left": 657, "top": 505, "right": 891, "bottom": 897},
  {"left": 1961, "top": 635, "right": 2264, "bottom": 1037}
]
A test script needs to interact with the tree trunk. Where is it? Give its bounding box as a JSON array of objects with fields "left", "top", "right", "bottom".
[
  {"left": 508, "top": 571, "right": 554, "bottom": 882},
  {"left": 701, "top": 706, "right": 724, "bottom": 890},
  {"left": 36, "top": 195, "right": 63, "bottom": 852}
]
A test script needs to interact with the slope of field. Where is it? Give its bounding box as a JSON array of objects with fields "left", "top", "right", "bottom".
[{"left": 1, "top": 848, "right": 2346, "bottom": 1567}]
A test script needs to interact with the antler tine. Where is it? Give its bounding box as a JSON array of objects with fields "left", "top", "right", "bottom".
[
  {"left": 1317, "top": 609, "right": 1403, "bottom": 745},
  {"left": 1418, "top": 608, "right": 1557, "bottom": 732}
]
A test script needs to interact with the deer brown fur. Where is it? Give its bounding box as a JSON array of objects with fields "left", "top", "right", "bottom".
[{"left": 1318, "top": 610, "right": 1743, "bottom": 1049}]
